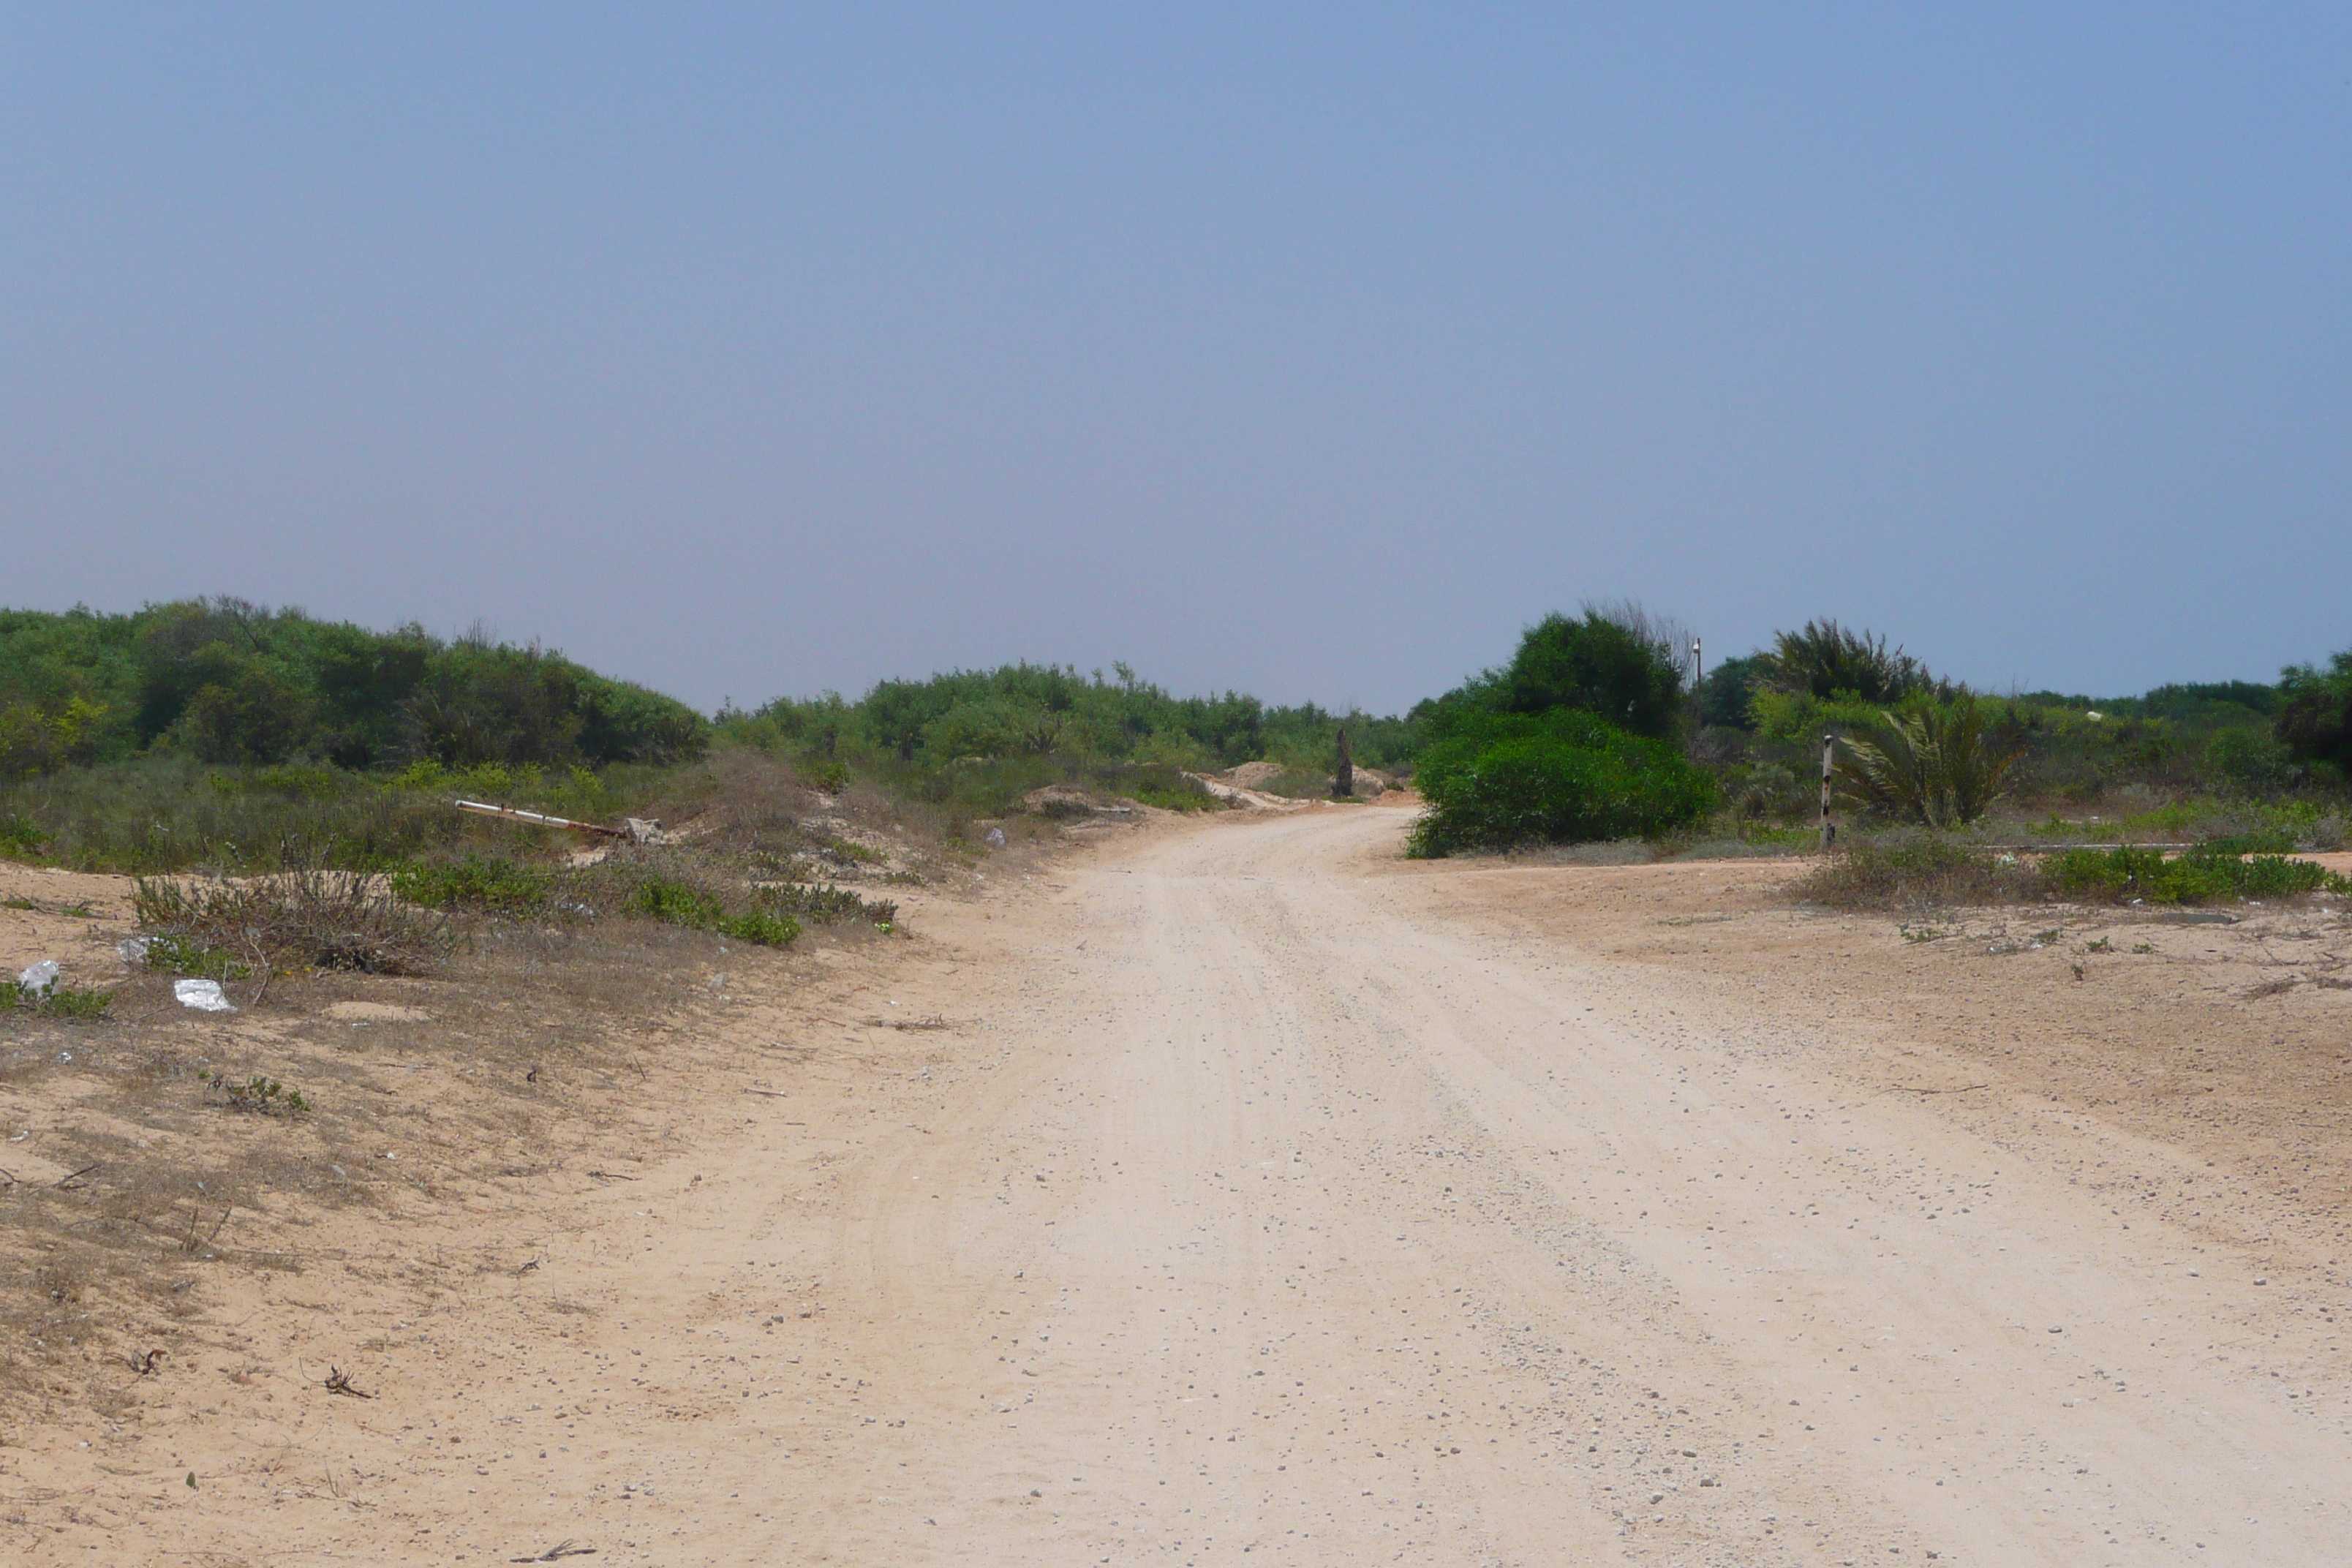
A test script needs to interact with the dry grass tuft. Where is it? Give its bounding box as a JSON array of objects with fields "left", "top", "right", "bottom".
[
  {"left": 1787, "top": 839, "right": 2050, "bottom": 911},
  {"left": 133, "top": 869, "right": 454, "bottom": 975}
]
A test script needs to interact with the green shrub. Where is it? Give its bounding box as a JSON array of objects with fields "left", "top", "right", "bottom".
[
  {"left": 1, "top": 978, "right": 114, "bottom": 1018},
  {"left": 2044, "top": 845, "right": 2348, "bottom": 903},
  {"left": 1762, "top": 621, "right": 1940, "bottom": 704},
  {"left": 1407, "top": 710, "right": 1715, "bottom": 856},
  {"left": 713, "top": 910, "right": 802, "bottom": 946},
  {"left": 758, "top": 883, "right": 897, "bottom": 927},
  {"left": 622, "top": 875, "right": 799, "bottom": 946},
  {"left": 390, "top": 854, "right": 554, "bottom": 915},
  {"left": 139, "top": 934, "right": 252, "bottom": 980},
  {"left": 1497, "top": 609, "right": 1689, "bottom": 740},
  {"left": 0, "top": 812, "right": 44, "bottom": 856},
  {"left": 1128, "top": 780, "right": 1227, "bottom": 811},
  {"left": 2274, "top": 649, "right": 2352, "bottom": 774},
  {"left": 2206, "top": 728, "right": 2299, "bottom": 792}
]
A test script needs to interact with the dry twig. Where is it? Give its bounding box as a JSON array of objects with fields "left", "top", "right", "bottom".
[{"left": 323, "top": 1366, "right": 374, "bottom": 1399}]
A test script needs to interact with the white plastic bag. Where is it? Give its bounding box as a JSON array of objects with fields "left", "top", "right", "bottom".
[
  {"left": 15, "top": 960, "right": 59, "bottom": 997},
  {"left": 173, "top": 978, "right": 237, "bottom": 1012}
]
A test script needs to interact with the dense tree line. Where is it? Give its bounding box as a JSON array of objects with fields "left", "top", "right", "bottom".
[{"left": 0, "top": 600, "right": 709, "bottom": 777}]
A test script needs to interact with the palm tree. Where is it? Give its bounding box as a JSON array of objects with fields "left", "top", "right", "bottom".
[{"left": 1833, "top": 696, "right": 2021, "bottom": 826}]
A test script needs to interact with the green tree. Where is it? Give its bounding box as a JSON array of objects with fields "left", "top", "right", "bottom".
[{"left": 1499, "top": 610, "right": 1687, "bottom": 740}]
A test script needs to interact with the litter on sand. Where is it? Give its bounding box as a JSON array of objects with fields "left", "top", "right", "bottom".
[
  {"left": 16, "top": 960, "right": 59, "bottom": 997},
  {"left": 173, "top": 979, "right": 237, "bottom": 1012}
]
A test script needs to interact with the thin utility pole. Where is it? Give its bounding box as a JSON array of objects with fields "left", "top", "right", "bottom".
[{"left": 1819, "top": 734, "right": 1837, "bottom": 851}]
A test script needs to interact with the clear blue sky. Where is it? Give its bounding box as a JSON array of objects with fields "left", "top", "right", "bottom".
[{"left": 5, "top": 6, "right": 2348, "bottom": 712}]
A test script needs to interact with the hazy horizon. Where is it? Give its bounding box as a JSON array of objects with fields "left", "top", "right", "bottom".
[{"left": 7, "top": 8, "right": 2348, "bottom": 713}]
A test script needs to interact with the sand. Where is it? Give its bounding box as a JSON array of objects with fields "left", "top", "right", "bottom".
[{"left": 4, "top": 804, "right": 2348, "bottom": 1564}]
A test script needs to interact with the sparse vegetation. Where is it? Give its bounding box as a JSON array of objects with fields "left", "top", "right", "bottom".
[
  {"left": 1788, "top": 840, "right": 2048, "bottom": 910},
  {"left": 195, "top": 1069, "right": 310, "bottom": 1115},
  {"left": 133, "top": 870, "right": 454, "bottom": 974}
]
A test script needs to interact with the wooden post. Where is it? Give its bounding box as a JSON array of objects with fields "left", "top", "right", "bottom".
[
  {"left": 1333, "top": 726, "right": 1354, "bottom": 799},
  {"left": 1819, "top": 734, "right": 1837, "bottom": 851}
]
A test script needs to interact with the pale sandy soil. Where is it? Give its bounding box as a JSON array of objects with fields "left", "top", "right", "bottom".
[{"left": 4, "top": 805, "right": 2349, "bottom": 1565}]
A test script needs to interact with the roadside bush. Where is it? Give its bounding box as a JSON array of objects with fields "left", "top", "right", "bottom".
[
  {"left": 1407, "top": 710, "right": 1716, "bottom": 856},
  {"left": 1788, "top": 839, "right": 2047, "bottom": 909},
  {"left": 1498, "top": 608, "right": 1689, "bottom": 741},
  {"left": 2044, "top": 845, "right": 2349, "bottom": 904}
]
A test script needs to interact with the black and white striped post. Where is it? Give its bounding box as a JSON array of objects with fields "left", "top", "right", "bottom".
[{"left": 1819, "top": 733, "right": 1837, "bottom": 851}]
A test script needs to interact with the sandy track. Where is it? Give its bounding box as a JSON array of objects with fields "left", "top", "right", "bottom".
[{"left": 39, "top": 807, "right": 2351, "bottom": 1564}]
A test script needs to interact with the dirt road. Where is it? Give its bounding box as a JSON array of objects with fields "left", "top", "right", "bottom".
[{"left": 31, "top": 807, "right": 2351, "bottom": 1564}]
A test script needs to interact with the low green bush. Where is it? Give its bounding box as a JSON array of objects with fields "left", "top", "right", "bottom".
[
  {"left": 758, "top": 882, "right": 897, "bottom": 927},
  {"left": 0, "top": 813, "right": 46, "bottom": 856},
  {"left": 139, "top": 934, "right": 252, "bottom": 979},
  {"left": 0, "top": 978, "right": 114, "bottom": 1018},
  {"left": 2044, "top": 845, "right": 2348, "bottom": 903},
  {"left": 1407, "top": 710, "right": 1716, "bottom": 856},
  {"left": 622, "top": 875, "right": 800, "bottom": 946},
  {"left": 714, "top": 909, "right": 802, "bottom": 946},
  {"left": 390, "top": 854, "right": 554, "bottom": 915}
]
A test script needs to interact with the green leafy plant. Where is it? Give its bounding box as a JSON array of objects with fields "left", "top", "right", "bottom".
[
  {"left": 195, "top": 1068, "right": 309, "bottom": 1115},
  {"left": 622, "top": 875, "right": 800, "bottom": 946},
  {"left": 139, "top": 934, "right": 253, "bottom": 980},
  {"left": 1407, "top": 709, "right": 1716, "bottom": 856},
  {"left": 390, "top": 854, "right": 554, "bottom": 915},
  {"left": 0, "top": 813, "right": 45, "bottom": 856},
  {"left": 2044, "top": 845, "right": 2349, "bottom": 904},
  {"left": 756, "top": 882, "right": 897, "bottom": 927},
  {"left": 1, "top": 977, "right": 115, "bottom": 1018},
  {"left": 1833, "top": 698, "right": 2022, "bottom": 826}
]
